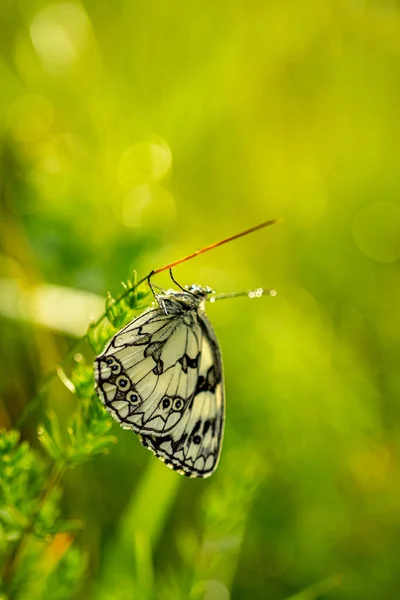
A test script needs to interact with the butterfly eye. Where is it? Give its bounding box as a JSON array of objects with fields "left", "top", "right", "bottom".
[
  {"left": 192, "top": 435, "right": 202, "bottom": 445},
  {"left": 116, "top": 375, "right": 130, "bottom": 390},
  {"left": 162, "top": 397, "right": 171, "bottom": 409},
  {"left": 127, "top": 391, "right": 139, "bottom": 404},
  {"left": 111, "top": 364, "right": 121, "bottom": 374},
  {"left": 106, "top": 358, "right": 113, "bottom": 366},
  {"left": 173, "top": 398, "right": 184, "bottom": 411}
]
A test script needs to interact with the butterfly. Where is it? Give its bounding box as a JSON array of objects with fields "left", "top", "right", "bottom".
[
  {"left": 94, "top": 279, "right": 225, "bottom": 478},
  {"left": 94, "top": 219, "right": 278, "bottom": 478}
]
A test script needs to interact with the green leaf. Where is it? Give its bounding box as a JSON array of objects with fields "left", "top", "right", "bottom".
[
  {"left": 0, "top": 505, "right": 29, "bottom": 529},
  {"left": 70, "top": 358, "right": 95, "bottom": 400},
  {"left": 0, "top": 430, "right": 20, "bottom": 454},
  {"left": 37, "top": 413, "right": 65, "bottom": 462}
]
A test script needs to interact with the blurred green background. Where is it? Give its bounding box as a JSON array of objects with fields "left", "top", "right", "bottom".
[{"left": 1, "top": 0, "right": 400, "bottom": 598}]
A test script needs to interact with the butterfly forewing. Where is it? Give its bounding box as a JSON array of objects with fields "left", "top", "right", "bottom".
[{"left": 94, "top": 290, "right": 225, "bottom": 477}]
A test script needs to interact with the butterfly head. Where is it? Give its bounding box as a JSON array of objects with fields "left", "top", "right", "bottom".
[
  {"left": 185, "top": 283, "right": 214, "bottom": 298},
  {"left": 157, "top": 284, "right": 215, "bottom": 314}
]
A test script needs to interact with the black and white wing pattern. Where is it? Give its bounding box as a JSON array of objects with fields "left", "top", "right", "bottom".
[
  {"left": 94, "top": 286, "right": 225, "bottom": 478},
  {"left": 139, "top": 313, "right": 224, "bottom": 478}
]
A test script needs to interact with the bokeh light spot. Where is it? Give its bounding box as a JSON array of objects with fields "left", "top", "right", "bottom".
[
  {"left": 7, "top": 94, "right": 54, "bottom": 143},
  {"left": 121, "top": 183, "right": 176, "bottom": 229},
  {"left": 118, "top": 140, "right": 172, "bottom": 186},
  {"left": 353, "top": 201, "right": 400, "bottom": 263},
  {"left": 30, "top": 3, "right": 92, "bottom": 71}
]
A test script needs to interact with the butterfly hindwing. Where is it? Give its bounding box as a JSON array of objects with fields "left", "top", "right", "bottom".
[{"left": 138, "top": 312, "right": 225, "bottom": 478}]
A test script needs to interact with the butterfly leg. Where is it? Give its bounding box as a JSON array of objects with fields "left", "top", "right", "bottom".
[
  {"left": 147, "top": 270, "right": 170, "bottom": 314},
  {"left": 147, "top": 270, "right": 157, "bottom": 299}
]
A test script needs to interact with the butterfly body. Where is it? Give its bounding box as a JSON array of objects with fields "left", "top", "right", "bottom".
[{"left": 94, "top": 285, "right": 225, "bottom": 478}]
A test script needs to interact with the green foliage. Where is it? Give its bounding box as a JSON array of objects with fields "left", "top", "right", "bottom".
[
  {"left": 0, "top": 279, "right": 149, "bottom": 599},
  {"left": 0, "top": 430, "right": 39, "bottom": 545},
  {"left": 0, "top": 429, "right": 81, "bottom": 598},
  {"left": 0, "top": 430, "right": 64, "bottom": 544},
  {"left": 40, "top": 546, "right": 86, "bottom": 600},
  {"left": 38, "top": 361, "right": 116, "bottom": 468}
]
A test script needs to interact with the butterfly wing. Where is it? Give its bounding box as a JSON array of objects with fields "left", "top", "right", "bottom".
[
  {"left": 138, "top": 312, "right": 225, "bottom": 478},
  {"left": 94, "top": 307, "right": 205, "bottom": 435}
]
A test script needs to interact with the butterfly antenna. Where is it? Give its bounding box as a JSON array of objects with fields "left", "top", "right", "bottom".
[
  {"left": 209, "top": 287, "right": 277, "bottom": 303},
  {"left": 152, "top": 218, "right": 281, "bottom": 276}
]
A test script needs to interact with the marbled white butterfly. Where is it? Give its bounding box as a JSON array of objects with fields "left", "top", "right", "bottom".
[{"left": 94, "top": 220, "right": 278, "bottom": 477}]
